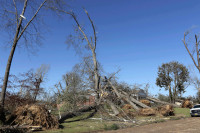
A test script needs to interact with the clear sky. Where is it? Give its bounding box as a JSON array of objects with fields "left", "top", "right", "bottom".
[{"left": 1, "top": 0, "right": 200, "bottom": 97}]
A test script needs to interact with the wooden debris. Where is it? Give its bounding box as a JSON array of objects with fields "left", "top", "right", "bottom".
[
  {"left": 147, "top": 97, "right": 180, "bottom": 107},
  {"left": 139, "top": 99, "right": 151, "bottom": 106},
  {"left": 140, "top": 108, "right": 156, "bottom": 116},
  {"left": 157, "top": 105, "right": 174, "bottom": 116},
  {"left": 181, "top": 99, "right": 192, "bottom": 108}
]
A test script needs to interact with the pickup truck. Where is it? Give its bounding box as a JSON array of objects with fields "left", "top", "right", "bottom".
[{"left": 190, "top": 104, "right": 200, "bottom": 117}]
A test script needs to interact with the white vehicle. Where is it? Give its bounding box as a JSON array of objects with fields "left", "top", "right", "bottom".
[{"left": 190, "top": 104, "right": 200, "bottom": 117}]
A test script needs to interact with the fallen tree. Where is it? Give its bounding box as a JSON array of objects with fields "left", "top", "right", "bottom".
[{"left": 147, "top": 97, "right": 180, "bottom": 108}]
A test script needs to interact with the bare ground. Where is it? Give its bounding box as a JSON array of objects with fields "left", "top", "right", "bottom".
[{"left": 99, "top": 117, "right": 200, "bottom": 133}]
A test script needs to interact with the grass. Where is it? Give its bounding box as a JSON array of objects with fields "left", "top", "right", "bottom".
[
  {"left": 104, "top": 123, "right": 119, "bottom": 130},
  {"left": 174, "top": 108, "right": 190, "bottom": 117},
  {"left": 39, "top": 108, "right": 191, "bottom": 133},
  {"left": 39, "top": 111, "right": 121, "bottom": 133}
]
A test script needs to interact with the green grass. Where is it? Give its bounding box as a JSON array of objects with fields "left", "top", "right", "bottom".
[
  {"left": 39, "top": 111, "right": 120, "bottom": 133},
  {"left": 104, "top": 123, "right": 119, "bottom": 130},
  {"left": 174, "top": 108, "right": 190, "bottom": 117}
]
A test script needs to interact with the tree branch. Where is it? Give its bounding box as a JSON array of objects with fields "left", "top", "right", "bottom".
[
  {"left": 17, "top": 0, "right": 47, "bottom": 40},
  {"left": 83, "top": 8, "right": 97, "bottom": 50},
  {"left": 183, "top": 32, "right": 199, "bottom": 71},
  {"left": 13, "top": 0, "right": 19, "bottom": 27}
]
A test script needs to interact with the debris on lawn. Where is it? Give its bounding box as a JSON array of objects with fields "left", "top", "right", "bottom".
[
  {"left": 140, "top": 108, "right": 156, "bottom": 116},
  {"left": 157, "top": 105, "right": 174, "bottom": 116},
  {"left": 122, "top": 104, "right": 133, "bottom": 110},
  {"left": 11, "top": 105, "right": 59, "bottom": 129},
  {"left": 181, "top": 99, "right": 192, "bottom": 109}
]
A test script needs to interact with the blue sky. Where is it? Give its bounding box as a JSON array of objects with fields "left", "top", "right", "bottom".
[{"left": 1, "top": 0, "right": 200, "bottom": 97}]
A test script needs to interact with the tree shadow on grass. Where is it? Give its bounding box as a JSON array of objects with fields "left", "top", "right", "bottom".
[{"left": 64, "top": 109, "right": 97, "bottom": 123}]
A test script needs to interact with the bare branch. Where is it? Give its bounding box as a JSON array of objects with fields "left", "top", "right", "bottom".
[
  {"left": 17, "top": 0, "right": 47, "bottom": 40},
  {"left": 195, "top": 35, "right": 200, "bottom": 71},
  {"left": 12, "top": 0, "right": 19, "bottom": 27},
  {"left": 83, "top": 8, "right": 97, "bottom": 50},
  {"left": 183, "top": 32, "right": 199, "bottom": 71}
]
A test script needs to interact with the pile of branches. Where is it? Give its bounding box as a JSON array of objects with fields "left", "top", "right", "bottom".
[{"left": 181, "top": 99, "right": 192, "bottom": 108}]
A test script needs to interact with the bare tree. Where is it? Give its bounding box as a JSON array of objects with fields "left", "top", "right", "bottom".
[
  {"left": 0, "top": 0, "right": 66, "bottom": 123},
  {"left": 64, "top": 9, "right": 101, "bottom": 102},
  {"left": 183, "top": 31, "right": 200, "bottom": 73}
]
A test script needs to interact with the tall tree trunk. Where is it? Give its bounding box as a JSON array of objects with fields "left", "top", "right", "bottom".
[
  {"left": 0, "top": 0, "right": 28, "bottom": 124},
  {"left": 92, "top": 50, "right": 100, "bottom": 102},
  {"left": 168, "top": 85, "right": 173, "bottom": 103}
]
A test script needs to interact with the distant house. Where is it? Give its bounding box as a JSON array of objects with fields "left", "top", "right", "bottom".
[{"left": 131, "top": 89, "right": 147, "bottom": 100}]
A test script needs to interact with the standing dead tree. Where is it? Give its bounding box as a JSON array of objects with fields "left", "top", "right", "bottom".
[
  {"left": 61, "top": 9, "right": 101, "bottom": 102},
  {"left": 183, "top": 31, "right": 200, "bottom": 73}
]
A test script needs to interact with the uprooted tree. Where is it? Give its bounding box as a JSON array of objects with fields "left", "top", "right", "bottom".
[{"left": 156, "top": 61, "right": 189, "bottom": 103}]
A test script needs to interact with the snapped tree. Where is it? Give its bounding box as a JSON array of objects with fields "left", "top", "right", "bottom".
[
  {"left": 156, "top": 61, "right": 189, "bottom": 103},
  {"left": 63, "top": 9, "right": 101, "bottom": 102}
]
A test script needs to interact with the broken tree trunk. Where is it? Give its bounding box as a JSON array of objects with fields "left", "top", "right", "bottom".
[
  {"left": 108, "top": 80, "right": 139, "bottom": 111},
  {"left": 147, "top": 97, "right": 180, "bottom": 107},
  {"left": 106, "top": 99, "right": 119, "bottom": 116},
  {"left": 122, "top": 91, "right": 150, "bottom": 108}
]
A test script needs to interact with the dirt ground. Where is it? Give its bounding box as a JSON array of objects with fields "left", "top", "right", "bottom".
[{"left": 99, "top": 117, "right": 200, "bottom": 133}]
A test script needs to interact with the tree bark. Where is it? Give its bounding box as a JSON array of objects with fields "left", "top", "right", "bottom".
[
  {"left": 106, "top": 99, "right": 119, "bottom": 116},
  {"left": 122, "top": 91, "right": 150, "bottom": 108},
  {"left": 168, "top": 85, "right": 173, "bottom": 103}
]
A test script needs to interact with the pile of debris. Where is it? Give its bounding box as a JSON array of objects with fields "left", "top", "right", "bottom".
[
  {"left": 139, "top": 99, "right": 151, "bottom": 106},
  {"left": 181, "top": 99, "right": 192, "bottom": 108},
  {"left": 157, "top": 105, "right": 174, "bottom": 116},
  {"left": 140, "top": 105, "right": 174, "bottom": 116},
  {"left": 11, "top": 105, "right": 59, "bottom": 129},
  {"left": 140, "top": 108, "right": 156, "bottom": 116}
]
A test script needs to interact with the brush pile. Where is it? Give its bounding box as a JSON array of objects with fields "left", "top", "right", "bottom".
[
  {"left": 157, "top": 105, "right": 174, "bottom": 116},
  {"left": 139, "top": 99, "right": 151, "bottom": 106},
  {"left": 11, "top": 105, "right": 59, "bottom": 129},
  {"left": 181, "top": 99, "right": 192, "bottom": 108},
  {"left": 140, "top": 108, "right": 156, "bottom": 116}
]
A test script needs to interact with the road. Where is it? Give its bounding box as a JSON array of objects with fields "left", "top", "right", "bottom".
[{"left": 99, "top": 117, "right": 200, "bottom": 133}]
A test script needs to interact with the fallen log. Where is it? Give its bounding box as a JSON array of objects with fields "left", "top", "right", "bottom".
[
  {"left": 147, "top": 97, "right": 180, "bottom": 107},
  {"left": 106, "top": 99, "right": 119, "bottom": 116},
  {"left": 108, "top": 80, "right": 140, "bottom": 111},
  {"left": 122, "top": 91, "right": 150, "bottom": 108}
]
